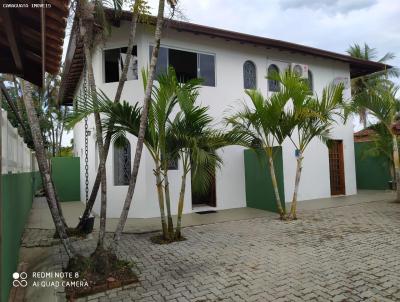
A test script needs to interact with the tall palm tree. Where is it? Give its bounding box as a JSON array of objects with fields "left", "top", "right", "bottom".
[
  {"left": 225, "top": 76, "right": 297, "bottom": 219},
  {"left": 346, "top": 43, "right": 397, "bottom": 128},
  {"left": 21, "top": 81, "right": 76, "bottom": 258},
  {"left": 279, "top": 72, "right": 345, "bottom": 219},
  {"left": 348, "top": 82, "right": 400, "bottom": 201}
]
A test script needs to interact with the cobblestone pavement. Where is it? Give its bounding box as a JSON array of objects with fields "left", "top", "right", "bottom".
[{"left": 46, "top": 200, "right": 400, "bottom": 301}]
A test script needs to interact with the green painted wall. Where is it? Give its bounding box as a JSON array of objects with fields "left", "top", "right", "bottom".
[
  {"left": 355, "top": 142, "right": 392, "bottom": 190},
  {"left": 51, "top": 157, "right": 80, "bottom": 202},
  {"left": 1, "top": 171, "right": 40, "bottom": 302},
  {"left": 244, "top": 147, "right": 285, "bottom": 213}
]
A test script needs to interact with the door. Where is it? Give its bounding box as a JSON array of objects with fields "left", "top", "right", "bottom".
[
  {"left": 328, "top": 140, "right": 345, "bottom": 195},
  {"left": 191, "top": 165, "right": 216, "bottom": 207}
]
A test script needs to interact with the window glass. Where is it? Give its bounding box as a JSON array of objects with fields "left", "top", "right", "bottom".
[
  {"left": 307, "top": 70, "right": 313, "bottom": 92},
  {"left": 268, "top": 64, "right": 280, "bottom": 92},
  {"left": 199, "top": 53, "right": 215, "bottom": 86},
  {"left": 104, "top": 46, "right": 137, "bottom": 83},
  {"left": 114, "top": 139, "right": 131, "bottom": 185},
  {"left": 243, "top": 60, "right": 256, "bottom": 89},
  {"left": 150, "top": 46, "right": 168, "bottom": 77}
]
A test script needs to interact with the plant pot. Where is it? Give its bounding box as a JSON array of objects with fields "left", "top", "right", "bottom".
[
  {"left": 388, "top": 180, "right": 396, "bottom": 190},
  {"left": 79, "top": 215, "right": 95, "bottom": 234}
]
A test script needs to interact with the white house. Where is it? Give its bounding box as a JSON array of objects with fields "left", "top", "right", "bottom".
[{"left": 59, "top": 10, "right": 387, "bottom": 218}]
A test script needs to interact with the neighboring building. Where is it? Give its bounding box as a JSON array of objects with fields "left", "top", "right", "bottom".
[{"left": 59, "top": 10, "right": 388, "bottom": 218}]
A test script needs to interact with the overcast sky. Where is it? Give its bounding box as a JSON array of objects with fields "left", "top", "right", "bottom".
[{"left": 62, "top": 0, "right": 400, "bottom": 145}]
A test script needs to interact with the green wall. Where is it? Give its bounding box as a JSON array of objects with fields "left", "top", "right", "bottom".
[
  {"left": 51, "top": 157, "right": 80, "bottom": 202},
  {"left": 1, "top": 171, "right": 41, "bottom": 302},
  {"left": 355, "top": 142, "right": 392, "bottom": 190},
  {"left": 244, "top": 148, "right": 285, "bottom": 213}
]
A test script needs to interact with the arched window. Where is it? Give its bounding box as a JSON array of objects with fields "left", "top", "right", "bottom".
[
  {"left": 307, "top": 70, "right": 313, "bottom": 92},
  {"left": 268, "top": 64, "right": 280, "bottom": 92},
  {"left": 243, "top": 60, "right": 256, "bottom": 89},
  {"left": 114, "top": 138, "right": 131, "bottom": 185}
]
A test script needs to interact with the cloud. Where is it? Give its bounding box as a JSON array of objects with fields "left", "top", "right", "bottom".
[{"left": 279, "top": 0, "right": 378, "bottom": 14}]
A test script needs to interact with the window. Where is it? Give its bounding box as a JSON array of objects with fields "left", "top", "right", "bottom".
[
  {"left": 307, "top": 70, "right": 313, "bottom": 92},
  {"left": 104, "top": 46, "right": 138, "bottom": 83},
  {"left": 114, "top": 139, "right": 131, "bottom": 185},
  {"left": 268, "top": 64, "right": 280, "bottom": 92},
  {"left": 243, "top": 60, "right": 256, "bottom": 89},
  {"left": 150, "top": 46, "right": 216, "bottom": 86},
  {"left": 161, "top": 154, "right": 179, "bottom": 170}
]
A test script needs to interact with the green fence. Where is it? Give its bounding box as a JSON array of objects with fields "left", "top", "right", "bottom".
[
  {"left": 51, "top": 157, "right": 80, "bottom": 202},
  {"left": 354, "top": 142, "right": 392, "bottom": 190},
  {"left": 1, "top": 171, "right": 41, "bottom": 302},
  {"left": 244, "top": 147, "right": 285, "bottom": 213}
]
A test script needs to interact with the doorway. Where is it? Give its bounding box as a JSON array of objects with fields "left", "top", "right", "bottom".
[
  {"left": 191, "top": 166, "right": 216, "bottom": 207},
  {"left": 328, "top": 140, "right": 345, "bottom": 195}
]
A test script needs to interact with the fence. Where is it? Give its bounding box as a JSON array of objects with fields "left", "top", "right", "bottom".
[
  {"left": 1, "top": 109, "right": 39, "bottom": 302},
  {"left": 354, "top": 141, "right": 392, "bottom": 190},
  {"left": 1, "top": 109, "right": 37, "bottom": 173}
]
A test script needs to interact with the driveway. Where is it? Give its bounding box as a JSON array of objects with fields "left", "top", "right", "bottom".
[{"left": 44, "top": 195, "right": 400, "bottom": 302}]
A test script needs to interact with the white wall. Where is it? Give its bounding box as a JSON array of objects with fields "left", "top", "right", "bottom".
[{"left": 73, "top": 22, "right": 356, "bottom": 218}]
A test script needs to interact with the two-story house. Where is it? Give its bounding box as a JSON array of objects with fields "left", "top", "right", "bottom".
[{"left": 59, "top": 9, "right": 388, "bottom": 218}]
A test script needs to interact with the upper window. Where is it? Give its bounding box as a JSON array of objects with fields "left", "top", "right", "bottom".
[
  {"left": 307, "top": 70, "right": 313, "bottom": 92},
  {"left": 104, "top": 46, "right": 138, "bottom": 83},
  {"left": 268, "top": 64, "right": 280, "bottom": 92},
  {"left": 243, "top": 60, "right": 256, "bottom": 89},
  {"left": 114, "top": 139, "right": 131, "bottom": 186},
  {"left": 150, "top": 46, "right": 215, "bottom": 86}
]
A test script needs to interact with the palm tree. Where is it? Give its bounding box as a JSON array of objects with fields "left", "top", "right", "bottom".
[
  {"left": 346, "top": 43, "right": 397, "bottom": 128},
  {"left": 225, "top": 79, "right": 296, "bottom": 219},
  {"left": 348, "top": 82, "right": 400, "bottom": 201},
  {"left": 169, "top": 104, "right": 226, "bottom": 239},
  {"left": 279, "top": 72, "right": 345, "bottom": 219},
  {"left": 21, "top": 81, "right": 76, "bottom": 258}
]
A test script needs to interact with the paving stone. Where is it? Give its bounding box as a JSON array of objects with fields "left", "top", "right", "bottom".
[{"left": 24, "top": 199, "right": 400, "bottom": 301}]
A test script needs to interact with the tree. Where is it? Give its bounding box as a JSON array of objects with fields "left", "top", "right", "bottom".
[
  {"left": 112, "top": 0, "right": 169, "bottom": 246},
  {"left": 279, "top": 72, "right": 345, "bottom": 219},
  {"left": 21, "top": 80, "right": 76, "bottom": 258},
  {"left": 348, "top": 82, "right": 400, "bottom": 201},
  {"left": 346, "top": 43, "right": 397, "bottom": 128},
  {"left": 225, "top": 79, "right": 297, "bottom": 219}
]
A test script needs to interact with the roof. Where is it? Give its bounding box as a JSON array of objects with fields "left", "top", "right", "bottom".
[
  {"left": 0, "top": 0, "right": 69, "bottom": 86},
  {"left": 354, "top": 128, "right": 377, "bottom": 142},
  {"left": 59, "top": 8, "right": 391, "bottom": 105}
]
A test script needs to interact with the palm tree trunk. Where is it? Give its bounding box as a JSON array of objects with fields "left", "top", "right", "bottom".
[
  {"left": 265, "top": 148, "right": 285, "bottom": 219},
  {"left": 80, "top": 9, "right": 107, "bottom": 249},
  {"left": 76, "top": 11, "right": 139, "bottom": 230},
  {"left": 289, "top": 152, "right": 303, "bottom": 220},
  {"left": 21, "top": 81, "right": 76, "bottom": 258},
  {"left": 391, "top": 134, "right": 400, "bottom": 201},
  {"left": 112, "top": 0, "right": 166, "bottom": 245},
  {"left": 175, "top": 172, "right": 187, "bottom": 239},
  {"left": 163, "top": 170, "right": 174, "bottom": 237},
  {"left": 155, "top": 164, "right": 168, "bottom": 239}
]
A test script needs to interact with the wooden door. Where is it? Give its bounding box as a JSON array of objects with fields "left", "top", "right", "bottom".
[{"left": 328, "top": 140, "right": 345, "bottom": 195}]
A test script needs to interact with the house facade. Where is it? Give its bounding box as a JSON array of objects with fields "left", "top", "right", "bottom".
[{"left": 59, "top": 11, "right": 387, "bottom": 218}]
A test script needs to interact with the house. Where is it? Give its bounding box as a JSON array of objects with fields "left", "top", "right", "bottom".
[{"left": 59, "top": 10, "right": 388, "bottom": 218}]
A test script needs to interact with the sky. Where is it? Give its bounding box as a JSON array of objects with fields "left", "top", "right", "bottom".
[{"left": 62, "top": 0, "right": 400, "bottom": 145}]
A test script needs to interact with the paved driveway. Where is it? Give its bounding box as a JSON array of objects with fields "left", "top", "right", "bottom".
[{"left": 50, "top": 198, "right": 400, "bottom": 302}]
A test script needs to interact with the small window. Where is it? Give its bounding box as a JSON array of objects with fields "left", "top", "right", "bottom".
[
  {"left": 198, "top": 53, "right": 215, "bottom": 86},
  {"left": 307, "top": 70, "right": 313, "bottom": 92},
  {"left": 243, "top": 60, "right": 256, "bottom": 89},
  {"left": 268, "top": 64, "right": 280, "bottom": 92},
  {"left": 161, "top": 154, "right": 179, "bottom": 170},
  {"left": 104, "top": 46, "right": 138, "bottom": 83},
  {"left": 114, "top": 139, "right": 131, "bottom": 185}
]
